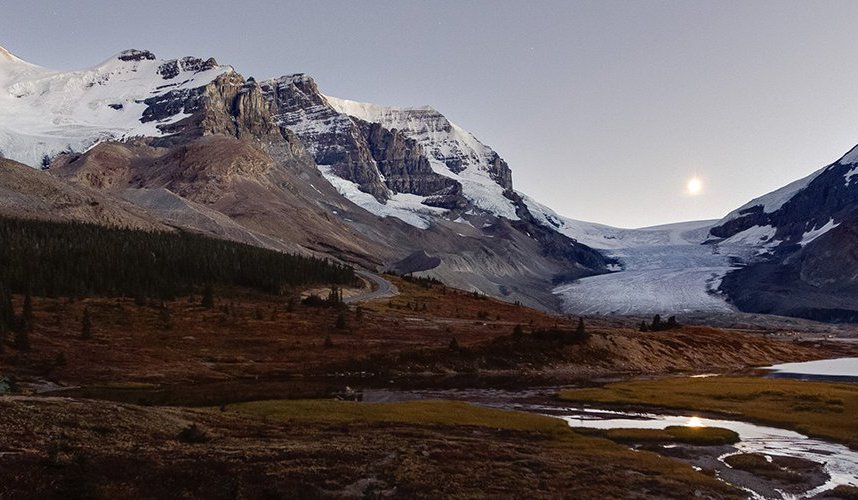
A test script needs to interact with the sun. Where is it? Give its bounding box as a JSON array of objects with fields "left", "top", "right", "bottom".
[{"left": 686, "top": 177, "right": 703, "bottom": 196}]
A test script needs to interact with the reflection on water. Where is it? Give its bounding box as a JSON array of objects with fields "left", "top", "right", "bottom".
[
  {"left": 364, "top": 388, "right": 858, "bottom": 499},
  {"left": 556, "top": 405, "right": 858, "bottom": 498}
]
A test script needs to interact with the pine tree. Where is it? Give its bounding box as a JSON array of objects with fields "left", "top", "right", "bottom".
[
  {"left": 335, "top": 312, "right": 347, "bottom": 330},
  {"left": 0, "top": 286, "right": 13, "bottom": 351},
  {"left": 639, "top": 321, "right": 649, "bottom": 332},
  {"left": 576, "top": 317, "right": 586, "bottom": 335},
  {"left": 21, "top": 292, "right": 33, "bottom": 333},
  {"left": 158, "top": 304, "right": 173, "bottom": 331},
  {"left": 201, "top": 284, "right": 214, "bottom": 309},
  {"left": 651, "top": 314, "right": 662, "bottom": 331},
  {"left": 13, "top": 328, "right": 28, "bottom": 351},
  {"left": 81, "top": 308, "right": 93, "bottom": 339},
  {"left": 512, "top": 324, "right": 524, "bottom": 339}
]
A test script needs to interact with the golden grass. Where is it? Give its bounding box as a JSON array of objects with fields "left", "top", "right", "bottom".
[
  {"left": 561, "top": 377, "right": 858, "bottom": 448},
  {"left": 99, "top": 381, "right": 160, "bottom": 390},
  {"left": 723, "top": 454, "right": 802, "bottom": 483},
  {"left": 228, "top": 399, "right": 570, "bottom": 435},
  {"left": 604, "top": 426, "right": 739, "bottom": 446}
]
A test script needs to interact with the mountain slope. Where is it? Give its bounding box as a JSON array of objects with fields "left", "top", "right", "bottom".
[
  {"left": 0, "top": 157, "right": 166, "bottom": 230},
  {"left": 709, "top": 145, "right": 858, "bottom": 253},
  {"left": 712, "top": 144, "right": 858, "bottom": 320},
  {"left": 0, "top": 46, "right": 613, "bottom": 311}
]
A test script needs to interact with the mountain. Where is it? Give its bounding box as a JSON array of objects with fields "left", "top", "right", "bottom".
[
  {"left": 709, "top": 145, "right": 858, "bottom": 320},
  {"left": 0, "top": 46, "right": 614, "bottom": 311}
]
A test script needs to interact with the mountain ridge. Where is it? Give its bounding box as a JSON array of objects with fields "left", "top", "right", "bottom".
[
  {"left": 0, "top": 47, "right": 615, "bottom": 312},
  {"left": 5, "top": 45, "right": 858, "bottom": 320}
]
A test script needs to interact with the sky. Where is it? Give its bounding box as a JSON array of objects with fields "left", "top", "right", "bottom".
[{"left": 4, "top": 0, "right": 858, "bottom": 228}]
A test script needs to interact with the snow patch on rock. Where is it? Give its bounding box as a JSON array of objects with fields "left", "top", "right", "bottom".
[
  {"left": 318, "top": 165, "right": 445, "bottom": 229},
  {"left": 719, "top": 224, "right": 778, "bottom": 247},
  {"left": 800, "top": 218, "right": 838, "bottom": 246}
]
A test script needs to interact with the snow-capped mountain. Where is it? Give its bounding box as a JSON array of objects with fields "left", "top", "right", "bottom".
[
  {"left": 708, "top": 145, "right": 858, "bottom": 253},
  {"left": 8, "top": 44, "right": 858, "bottom": 321},
  {"left": 255, "top": 73, "right": 518, "bottom": 229},
  {"left": 0, "top": 46, "right": 613, "bottom": 311},
  {"left": 709, "top": 144, "right": 858, "bottom": 320},
  {"left": 0, "top": 48, "right": 231, "bottom": 167}
]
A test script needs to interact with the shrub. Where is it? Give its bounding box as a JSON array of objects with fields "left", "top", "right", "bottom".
[
  {"left": 448, "top": 337, "right": 460, "bottom": 352},
  {"left": 177, "top": 423, "right": 209, "bottom": 444},
  {"left": 81, "top": 308, "right": 93, "bottom": 339}
]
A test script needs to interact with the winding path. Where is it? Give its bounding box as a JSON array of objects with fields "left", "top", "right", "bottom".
[{"left": 344, "top": 271, "right": 399, "bottom": 304}]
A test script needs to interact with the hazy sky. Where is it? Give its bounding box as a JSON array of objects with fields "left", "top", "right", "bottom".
[{"left": 5, "top": 1, "right": 858, "bottom": 228}]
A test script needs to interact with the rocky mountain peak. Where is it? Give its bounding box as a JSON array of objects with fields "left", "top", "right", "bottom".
[{"left": 116, "top": 49, "right": 156, "bottom": 62}]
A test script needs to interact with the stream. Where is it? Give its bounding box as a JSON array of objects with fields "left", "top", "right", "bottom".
[{"left": 364, "top": 386, "right": 858, "bottom": 499}]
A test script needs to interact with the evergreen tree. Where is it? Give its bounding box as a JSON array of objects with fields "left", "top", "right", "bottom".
[
  {"left": 201, "top": 284, "right": 214, "bottom": 309},
  {"left": 21, "top": 291, "right": 33, "bottom": 332},
  {"left": 13, "top": 328, "right": 28, "bottom": 351},
  {"left": 0, "top": 216, "right": 355, "bottom": 301},
  {"left": 326, "top": 286, "right": 342, "bottom": 305},
  {"left": 81, "top": 308, "right": 93, "bottom": 340},
  {"left": 0, "top": 286, "right": 13, "bottom": 350},
  {"left": 335, "top": 312, "right": 347, "bottom": 330},
  {"left": 651, "top": 314, "right": 662, "bottom": 331},
  {"left": 158, "top": 304, "right": 173, "bottom": 331},
  {"left": 512, "top": 324, "right": 524, "bottom": 339},
  {"left": 576, "top": 317, "right": 586, "bottom": 335},
  {"left": 639, "top": 321, "right": 649, "bottom": 332}
]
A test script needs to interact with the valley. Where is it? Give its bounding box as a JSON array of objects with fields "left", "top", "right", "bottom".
[
  {"left": 2, "top": 265, "right": 857, "bottom": 498},
  {"left": 2, "top": 37, "right": 858, "bottom": 499}
]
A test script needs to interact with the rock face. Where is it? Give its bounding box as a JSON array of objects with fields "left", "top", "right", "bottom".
[
  {"left": 259, "top": 74, "right": 469, "bottom": 209},
  {"left": 327, "top": 96, "right": 519, "bottom": 219},
  {"left": 356, "top": 119, "right": 464, "bottom": 208},
  {"left": 260, "top": 74, "right": 390, "bottom": 200},
  {"left": 713, "top": 145, "right": 858, "bottom": 321}
]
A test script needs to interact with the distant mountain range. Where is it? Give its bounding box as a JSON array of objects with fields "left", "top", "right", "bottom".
[{"left": 1, "top": 45, "right": 857, "bottom": 320}]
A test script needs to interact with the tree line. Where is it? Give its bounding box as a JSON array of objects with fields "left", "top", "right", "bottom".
[{"left": 0, "top": 217, "right": 356, "bottom": 300}]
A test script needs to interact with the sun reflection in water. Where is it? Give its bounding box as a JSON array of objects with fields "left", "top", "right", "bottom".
[{"left": 686, "top": 416, "right": 704, "bottom": 427}]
